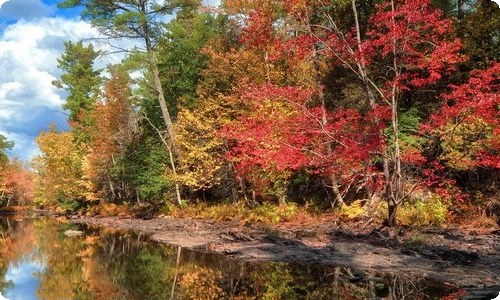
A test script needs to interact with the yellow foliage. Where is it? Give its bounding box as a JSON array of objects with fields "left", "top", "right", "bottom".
[
  {"left": 397, "top": 197, "right": 448, "bottom": 227},
  {"left": 172, "top": 202, "right": 299, "bottom": 224},
  {"left": 339, "top": 200, "right": 369, "bottom": 220},
  {"left": 439, "top": 119, "right": 493, "bottom": 170},
  {"left": 179, "top": 266, "right": 226, "bottom": 300},
  {"left": 34, "top": 126, "right": 90, "bottom": 209},
  {"left": 175, "top": 94, "right": 241, "bottom": 191}
]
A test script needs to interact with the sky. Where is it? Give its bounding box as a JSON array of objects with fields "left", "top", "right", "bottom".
[
  {"left": 0, "top": 0, "right": 220, "bottom": 161},
  {"left": 3, "top": 254, "right": 45, "bottom": 300}
]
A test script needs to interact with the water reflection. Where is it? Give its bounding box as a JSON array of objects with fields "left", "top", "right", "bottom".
[{"left": 0, "top": 217, "right": 458, "bottom": 299}]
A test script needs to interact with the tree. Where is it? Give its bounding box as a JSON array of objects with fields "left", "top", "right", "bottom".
[
  {"left": 53, "top": 41, "right": 101, "bottom": 145},
  {"left": 457, "top": 0, "right": 500, "bottom": 69},
  {"left": 425, "top": 62, "right": 499, "bottom": 170},
  {"left": 318, "top": 0, "right": 464, "bottom": 224},
  {"left": 221, "top": 84, "right": 386, "bottom": 206},
  {"left": 157, "top": 3, "right": 224, "bottom": 117},
  {"left": 0, "top": 160, "right": 35, "bottom": 207},
  {"left": 87, "top": 66, "right": 136, "bottom": 201},
  {"left": 0, "top": 134, "right": 13, "bottom": 167},
  {"left": 34, "top": 126, "right": 90, "bottom": 210},
  {"left": 59, "top": 0, "right": 183, "bottom": 159}
]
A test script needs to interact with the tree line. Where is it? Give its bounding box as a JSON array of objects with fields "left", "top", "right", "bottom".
[{"left": 15, "top": 0, "right": 499, "bottom": 225}]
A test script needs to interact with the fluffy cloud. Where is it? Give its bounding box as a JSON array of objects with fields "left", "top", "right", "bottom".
[
  {"left": 0, "top": 18, "right": 122, "bottom": 160},
  {"left": 0, "top": 0, "right": 219, "bottom": 160}
]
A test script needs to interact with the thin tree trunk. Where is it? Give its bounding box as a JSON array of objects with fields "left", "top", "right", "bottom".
[
  {"left": 313, "top": 44, "right": 345, "bottom": 207},
  {"left": 142, "top": 115, "right": 183, "bottom": 206},
  {"left": 170, "top": 246, "right": 182, "bottom": 300},
  {"left": 351, "top": 0, "right": 376, "bottom": 107},
  {"left": 167, "top": 145, "right": 183, "bottom": 206},
  {"left": 141, "top": 13, "right": 180, "bottom": 160},
  {"left": 330, "top": 175, "right": 345, "bottom": 208},
  {"left": 386, "top": 0, "right": 403, "bottom": 226},
  {"left": 352, "top": 0, "right": 390, "bottom": 206}
]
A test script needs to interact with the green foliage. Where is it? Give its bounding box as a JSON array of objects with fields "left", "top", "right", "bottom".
[
  {"left": 259, "top": 264, "right": 297, "bottom": 300},
  {"left": 124, "top": 136, "right": 173, "bottom": 202},
  {"left": 53, "top": 41, "right": 101, "bottom": 145},
  {"left": 59, "top": 197, "right": 81, "bottom": 212},
  {"left": 158, "top": 7, "right": 225, "bottom": 117},
  {"left": 385, "top": 107, "right": 425, "bottom": 158},
  {"left": 120, "top": 249, "right": 171, "bottom": 299},
  {"left": 457, "top": 0, "right": 500, "bottom": 69},
  {"left": 0, "top": 134, "right": 13, "bottom": 166},
  {"left": 439, "top": 119, "right": 493, "bottom": 170}
]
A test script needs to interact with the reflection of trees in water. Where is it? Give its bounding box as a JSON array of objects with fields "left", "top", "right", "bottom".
[
  {"left": 172, "top": 261, "right": 452, "bottom": 300},
  {"left": 0, "top": 218, "right": 459, "bottom": 300},
  {"left": 40, "top": 225, "right": 459, "bottom": 300},
  {"left": 0, "top": 218, "right": 37, "bottom": 294},
  {"left": 33, "top": 219, "right": 92, "bottom": 300}
]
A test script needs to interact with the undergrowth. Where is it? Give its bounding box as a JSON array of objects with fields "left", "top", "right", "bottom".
[{"left": 168, "top": 201, "right": 302, "bottom": 224}]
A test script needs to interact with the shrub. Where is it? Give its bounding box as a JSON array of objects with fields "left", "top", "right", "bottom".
[{"left": 397, "top": 196, "right": 448, "bottom": 227}]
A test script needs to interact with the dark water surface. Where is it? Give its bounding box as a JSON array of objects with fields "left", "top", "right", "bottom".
[{"left": 0, "top": 217, "right": 461, "bottom": 299}]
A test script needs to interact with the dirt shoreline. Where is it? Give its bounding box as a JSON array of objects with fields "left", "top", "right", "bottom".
[{"left": 70, "top": 215, "right": 499, "bottom": 290}]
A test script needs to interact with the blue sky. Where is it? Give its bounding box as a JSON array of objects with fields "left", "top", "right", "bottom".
[
  {"left": 3, "top": 256, "right": 45, "bottom": 300},
  {"left": 0, "top": 0, "right": 220, "bottom": 161}
]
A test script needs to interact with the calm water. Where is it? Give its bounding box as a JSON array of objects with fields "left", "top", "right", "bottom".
[{"left": 0, "top": 217, "right": 459, "bottom": 300}]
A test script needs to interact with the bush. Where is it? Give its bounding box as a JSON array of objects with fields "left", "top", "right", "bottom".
[
  {"left": 339, "top": 200, "right": 368, "bottom": 220},
  {"left": 397, "top": 197, "right": 448, "bottom": 227}
]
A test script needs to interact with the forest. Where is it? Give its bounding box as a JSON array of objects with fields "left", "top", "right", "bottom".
[{"left": 0, "top": 0, "right": 499, "bottom": 228}]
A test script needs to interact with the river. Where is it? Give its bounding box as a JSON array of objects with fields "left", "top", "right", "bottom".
[{"left": 0, "top": 216, "right": 467, "bottom": 299}]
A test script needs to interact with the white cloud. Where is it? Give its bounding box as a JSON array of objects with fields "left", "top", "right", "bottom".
[{"left": 0, "top": 17, "right": 131, "bottom": 160}]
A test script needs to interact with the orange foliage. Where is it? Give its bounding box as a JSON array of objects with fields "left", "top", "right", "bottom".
[
  {"left": 0, "top": 159, "right": 35, "bottom": 206},
  {"left": 87, "top": 67, "right": 135, "bottom": 201}
]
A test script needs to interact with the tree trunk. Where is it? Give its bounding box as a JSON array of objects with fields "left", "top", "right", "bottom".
[
  {"left": 387, "top": 202, "right": 398, "bottom": 227},
  {"left": 170, "top": 246, "right": 182, "bottom": 300},
  {"left": 352, "top": 0, "right": 390, "bottom": 207},
  {"left": 313, "top": 45, "right": 345, "bottom": 208},
  {"left": 142, "top": 20, "right": 180, "bottom": 160},
  {"left": 331, "top": 175, "right": 345, "bottom": 208},
  {"left": 351, "top": 0, "right": 376, "bottom": 107},
  {"left": 386, "top": 0, "right": 403, "bottom": 226}
]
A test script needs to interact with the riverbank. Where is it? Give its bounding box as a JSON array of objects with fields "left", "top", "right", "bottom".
[{"left": 71, "top": 215, "right": 500, "bottom": 291}]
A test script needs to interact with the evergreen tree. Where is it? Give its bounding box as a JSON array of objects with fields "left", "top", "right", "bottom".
[{"left": 53, "top": 41, "right": 101, "bottom": 145}]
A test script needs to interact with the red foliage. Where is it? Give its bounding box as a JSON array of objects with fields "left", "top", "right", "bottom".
[
  {"left": 425, "top": 62, "right": 500, "bottom": 169},
  {"left": 220, "top": 84, "right": 387, "bottom": 194},
  {"left": 321, "top": 0, "right": 463, "bottom": 96},
  {"left": 420, "top": 161, "right": 466, "bottom": 202},
  {"left": 362, "top": 0, "right": 463, "bottom": 90},
  {"left": 240, "top": 8, "right": 275, "bottom": 49}
]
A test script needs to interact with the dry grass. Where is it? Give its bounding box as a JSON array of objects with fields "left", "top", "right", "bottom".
[
  {"left": 169, "top": 201, "right": 320, "bottom": 224},
  {"left": 85, "top": 202, "right": 133, "bottom": 217}
]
